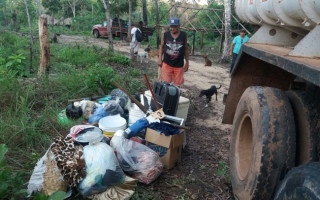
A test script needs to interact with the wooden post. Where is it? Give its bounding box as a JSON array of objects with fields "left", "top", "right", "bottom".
[
  {"left": 200, "top": 31, "right": 204, "bottom": 50},
  {"left": 219, "top": 33, "right": 224, "bottom": 53},
  {"left": 38, "top": 16, "right": 50, "bottom": 78},
  {"left": 219, "top": 12, "right": 225, "bottom": 54},
  {"left": 192, "top": 30, "right": 196, "bottom": 56}
]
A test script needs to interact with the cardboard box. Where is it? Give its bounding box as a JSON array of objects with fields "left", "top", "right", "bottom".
[{"left": 145, "top": 128, "right": 184, "bottom": 169}]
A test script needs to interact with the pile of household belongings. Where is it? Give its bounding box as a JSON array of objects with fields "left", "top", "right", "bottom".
[{"left": 27, "top": 87, "right": 187, "bottom": 199}]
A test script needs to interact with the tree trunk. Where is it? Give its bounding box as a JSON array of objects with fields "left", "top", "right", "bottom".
[
  {"left": 9, "top": 1, "right": 15, "bottom": 31},
  {"left": 51, "top": 12, "right": 55, "bottom": 30},
  {"left": 23, "top": 0, "right": 34, "bottom": 46},
  {"left": 101, "top": 0, "right": 113, "bottom": 51},
  {"left": 127, "top": 0, "right": 132, "bottom": 41},
  {"left": 36, "top": 0, "right": 42, "bottom": 16},
  {"left": 155, "top": 0, "right": 160, "bottom": 48},
  {"left": 220, "top": 0, "right": 232, "bottom": 63},
  {"left": 117, "top": 15, "right": 122, "bottom": 40},
  {"left": 72, "top": 2, "right": 76, "bottom": 18},
  {"left": 38, "top": 16, "right": 50, "bottom": 78},
  {"left": 3, "top": 7, "right": 8, "bottom": 26},
  {"left": 13, "top": 12, "right": 17, "bottom": 31},
  {"left": 62, "top": 3, "right": 65, "bottom": 31},
  {"left": 91, "top": 4, "right": 94, "bottom": 16},
  {"left": 68, "top": 0, "right": 76, "bottom": 18},
  {"left": 142, "top": 0, "right": 148, "bottom": 26}
]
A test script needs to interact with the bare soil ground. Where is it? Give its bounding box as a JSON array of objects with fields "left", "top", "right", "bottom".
[{"left": 59, "top": 35, "right": 233, "bottom": 199}]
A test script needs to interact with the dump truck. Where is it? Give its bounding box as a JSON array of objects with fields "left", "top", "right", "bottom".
[{"left": 223, "top": 0, "right": 320, "bottom": 199}]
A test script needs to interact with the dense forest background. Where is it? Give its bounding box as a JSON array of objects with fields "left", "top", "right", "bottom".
[{"left": 0, "top": 0, "right": 245, "bottom": 48}]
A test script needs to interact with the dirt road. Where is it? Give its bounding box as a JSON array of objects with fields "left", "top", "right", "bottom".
[{"left": 59, "top": 34, "right": 233, "bottom": 199}]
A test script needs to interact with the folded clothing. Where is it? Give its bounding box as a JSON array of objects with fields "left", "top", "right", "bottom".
[{"left": 148, "top": 122, "right": 180, "bottom": 136}]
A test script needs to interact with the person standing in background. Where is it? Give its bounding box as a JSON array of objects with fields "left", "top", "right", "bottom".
[
  {"left": 130, "top": 21, "right": 143, "bottom": 59},
  {"left": 230, "top": 29, "right": 249, "bottom": 73},
  {"left": 158, "top": 18, "right": 189, "bottom": 86}
]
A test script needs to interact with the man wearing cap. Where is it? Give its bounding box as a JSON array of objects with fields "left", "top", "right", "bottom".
[
  {"left": 229, "top": 29, "right": 249, "bottom": 73},
  {"left": 158, "top": 18, "right": 189, "bottom": 86}
]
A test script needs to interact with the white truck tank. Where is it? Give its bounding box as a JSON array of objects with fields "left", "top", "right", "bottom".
[
  {"left": 235, "top": 0, "right": 320, "bottom": 31},
  {"left": 235, "top": 0, "right": 320, "bottom": 58}
]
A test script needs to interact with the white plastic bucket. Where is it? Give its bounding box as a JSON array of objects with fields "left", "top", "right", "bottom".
[{"left": 99, "top": 114, "right": 127, "bottom": 137}]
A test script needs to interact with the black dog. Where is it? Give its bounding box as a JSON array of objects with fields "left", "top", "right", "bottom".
[{"left": 199, "top": 85, "right": 222, "bottom": 107}]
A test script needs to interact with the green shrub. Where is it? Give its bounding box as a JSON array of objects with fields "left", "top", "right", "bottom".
[
  {"left": 0, "top": 31, "right": 31, "bottom": 59},
  {"left": 0, "top": 54, "right": 28, "bottom": 78},
  {"left": 107, "top": 52, "right": 131, "bottom": 66}
]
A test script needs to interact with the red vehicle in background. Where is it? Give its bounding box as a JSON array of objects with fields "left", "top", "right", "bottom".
[
  {"left": 92, "top": 19, "right": 128, "bottom": 40},
  {"left": 92, "top": 18, "right": 155, "bottom": 41}
]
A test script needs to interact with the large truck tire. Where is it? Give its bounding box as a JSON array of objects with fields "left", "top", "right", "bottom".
[
  {"left": 286, "top": 90, "right": 320, "bottom": 165},
  {"left": 230, "top": 86, "right": 296, "bottom": 200},
  {"left": 274, "top": 162, "right": 320, "bottom": 200}
]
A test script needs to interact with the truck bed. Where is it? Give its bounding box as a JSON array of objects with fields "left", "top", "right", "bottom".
[{"left": 238, "top": 43, "right": 320, "bottom": 87}]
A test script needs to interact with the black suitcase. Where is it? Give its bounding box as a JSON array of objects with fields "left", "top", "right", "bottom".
[{"left": 151, "top": 82, "right": 180, "bottom": 116}]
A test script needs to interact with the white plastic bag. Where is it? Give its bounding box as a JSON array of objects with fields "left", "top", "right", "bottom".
[
  {"left": 110, "top": 130, "right": 163, "bottom": 184},
  {"left": 79, "top": 130, "right": 125, "bottom": 197}
]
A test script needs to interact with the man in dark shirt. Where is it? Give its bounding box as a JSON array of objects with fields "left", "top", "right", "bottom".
[{"left": 158, "top": 18, "right": 189, "bottom": 86}]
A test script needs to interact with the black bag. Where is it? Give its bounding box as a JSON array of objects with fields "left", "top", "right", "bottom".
[
  {"left": 135, "top": 29, "right": 143, "bottom": 42},
  {"left": 151, "top": 82, "right": 180, "bottom": 116}
]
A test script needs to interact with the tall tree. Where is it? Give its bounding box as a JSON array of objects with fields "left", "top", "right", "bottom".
[
  {"left": 127, "top": 0, "right": 132, "bottom": 41},
  {"left": 9, "top": 2, "right": 17, "bottom": 31},
  {"left": 0, "top": 2, "right": 9, "bottom": 26},
  {"left": 23, "top": 0, "right": 35, "bottom": 72},
  {"left": 22, "top": 0, "right": 34, "bottom": 46},
  {"left": 35, "top": 0, "right": 42, "bottom": 16},
  {"left": 220, "top": 0, "right": 231, "bottom": 63},
  {"left": 67, "top": 0, "right": 79, "bottom": 18},
  {"left": 155, "top": 0, "right": 160, "bottom": 48},
  {"left": 142, "top": 0, "right": 147, "bottom": 26},
  {"left": 101, "top": 0, "right": 113, "bottom": 51}
]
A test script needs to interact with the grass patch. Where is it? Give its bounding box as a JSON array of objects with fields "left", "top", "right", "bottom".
[
  {"left": 0, "top": 31, "right": 31, "bottom": 60},
  {"left": 51, "top": 44, "right": 103, "bottom": 67},
  {"left": 0, "top": 31, "right": 146, "bottom": 169}
]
